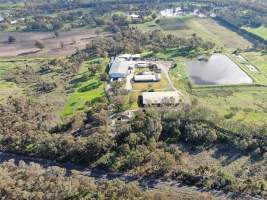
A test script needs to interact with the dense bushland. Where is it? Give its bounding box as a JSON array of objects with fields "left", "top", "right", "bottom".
[{"left": 0, "top": 160, "right": 217, "bottom": 200}]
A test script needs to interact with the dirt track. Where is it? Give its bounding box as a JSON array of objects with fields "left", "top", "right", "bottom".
[{"left": 0, "top": 29, "right": 111, "bottom": 57}]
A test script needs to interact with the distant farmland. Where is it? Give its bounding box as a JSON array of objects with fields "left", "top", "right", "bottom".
[
  {"left": 0, "top": 29, "right": 111, "bottom": 57},
  {"left": 243, "top": 26, "right": 267, "bottom": 41},
  {"left": 137, "top": 17, "right": 252, "bottom": 50}
]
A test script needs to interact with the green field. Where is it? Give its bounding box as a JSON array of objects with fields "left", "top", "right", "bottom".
[
  {"left": 191, "top": 86, "right": 267, "bottom": 125},
  {"left": 158, "top": 17, "right": 189, "bottom": 30},
  {"left": 63, "top": 58, "right": 106, "bottom": 116},
  {"left": 136, "top": 17, "right": 252, "bottom": 50},
  {"left": 241, "top": 51, "right": 267, "bottom": 85},
  {"left": 243, "top": 26, "right": 267, "bottom": 40}
]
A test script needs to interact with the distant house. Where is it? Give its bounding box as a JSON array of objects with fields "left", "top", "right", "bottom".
[
  {"left": 142, "top": 91, "right": 181, "bottom": 105},
  {"left": 18, "top": 17, "right": 25, "bottom": 22},
  {"left": 130, "top": 14, "right": 140, "bottom": 19},
  {"left": 135, "top": 62, "right": 149, "bottom": 68},
  {"left": 210, "top": 13, "right": 216, "bottom": 18},
  {"left": 134, "top": 74, "right": 160, "bottom": 82},
  {"left": 10, "top": 20, "right": 17, "bottom": 24}
]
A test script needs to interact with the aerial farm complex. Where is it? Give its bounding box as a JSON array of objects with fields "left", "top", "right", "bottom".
[{"left": 108, "top": 54, "right": 181, "bottom": 105}]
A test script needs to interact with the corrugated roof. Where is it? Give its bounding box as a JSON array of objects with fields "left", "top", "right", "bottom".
[
  {"left": 134, "top": 75, "right": 157, "bottom": 82},
  {"left": 109, "top": 58, "right": 129, "bottom": 75}
]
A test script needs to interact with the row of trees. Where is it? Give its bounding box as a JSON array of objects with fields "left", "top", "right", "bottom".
[{"left": 81, "top": 28, "right": 215, "bottom": 58}]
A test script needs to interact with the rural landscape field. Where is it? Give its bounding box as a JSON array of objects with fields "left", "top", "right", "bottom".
[{"left": 0, "top": 0, "right": 267, "bottom": 199}]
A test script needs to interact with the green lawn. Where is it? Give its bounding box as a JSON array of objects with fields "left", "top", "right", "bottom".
[
  {"left": 243, "top": 26, "right": 267, "bottom": 40},
  {"left": 62, "top": 58, "right": 106, "bottom": 116},
  {"left": 169, "top": 57, "right": 191, "bottom": 91}
]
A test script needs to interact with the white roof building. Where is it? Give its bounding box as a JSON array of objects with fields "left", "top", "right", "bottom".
[
  {"left": 109, "top": 57, "right": 130, "bottom": 78},
  {"left": 130, "top": 14, "right": 140, "bottom": 18},
  {"left": 118, "top": 54, "right": 141, "bottom": 60},
  {"left": 109, "top": 54, "right": 141, "bottom": 78},
  {"left": 135, "top": 62, "right": 149, "bottom": 68},
  {"left": 10, "top": 20, "right": 17, "bottom": 24},
  {"left": 134, "top": 74, "right": 160, "bottom": 82},
  {"left": 142, "top": 91, "right": 181, "bottom": 105}
]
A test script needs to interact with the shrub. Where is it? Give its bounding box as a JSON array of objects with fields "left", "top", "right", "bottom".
[
  {"left": 8, "top": 35, "right": 16, "bottom": 43},
  {"left": 35, "top": 40, "right": 45, "bottom": 49}
]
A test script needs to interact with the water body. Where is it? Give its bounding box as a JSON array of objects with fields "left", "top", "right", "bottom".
[{"left": 186, "top": 54, "right": 253, "bottom": 85}]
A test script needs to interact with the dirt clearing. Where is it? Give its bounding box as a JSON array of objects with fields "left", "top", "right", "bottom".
[{"left": 0, "top": 29, "right": 111, "bottom": 58}]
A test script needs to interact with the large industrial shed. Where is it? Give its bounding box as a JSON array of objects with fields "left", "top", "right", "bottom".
[
  {"left": 142, "top": 91, "right": 181, "bottom": 105},
  {"left": 109, "top": 58, "right": 130, "bottom": 79}
]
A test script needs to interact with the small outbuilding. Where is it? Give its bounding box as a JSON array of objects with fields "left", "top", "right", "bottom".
[
  {"left": 130, "top": 14, "right": 140, "bottom": 19},
  {"left": 142, "top": 91, "right": 181, "bottom": 105},
  {"left": 134, "top": 74, "right": 160, "bottom": 82},
  {"left": 135, "top": 62, "right": 149, "bottom": 68}
]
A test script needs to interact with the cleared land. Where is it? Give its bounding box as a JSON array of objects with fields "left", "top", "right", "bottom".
[
  {"left": 0, "top": 29, "right": 110, "bottom": 57},
  {"left": 243, "top": 26, "right": 267, "bottom": 40},
  {"left": 190, "top": 86, "right": 267, "bottom": 125},
  {"left": 137, "top": 17, "right": 252, "bottom": 50}
]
